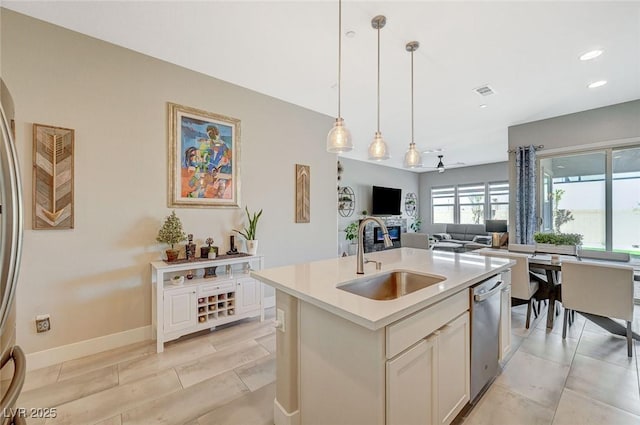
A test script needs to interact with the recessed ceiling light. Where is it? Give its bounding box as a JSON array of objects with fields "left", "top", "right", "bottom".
[
  {"left": 422, "top": 148, "right": 444, "bottom": 154},
  {"left": 479, "top": 104, "right": 488, "bottom": 109},
  {"left": 580, "top": 49, "right": 603, "bottom": 61},
  {"left": 557, "top": 165, "right": 565, "bottom": 169},
  {"left": 588, "top": 80, "right": 607, "bottom": 89},
  {"left": 345, "top": 30, "right": 356, "bottom": 38}
]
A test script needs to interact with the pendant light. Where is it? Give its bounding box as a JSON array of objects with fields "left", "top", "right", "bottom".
[
  {"left": 326, "top": 0, "right": 353, "bottom": 153},
  {"left": 403, "top": 41, "right": 423, "bottom": 168},
  {"left": 368, "top": 15, "right": 390, "bottom": 161}
]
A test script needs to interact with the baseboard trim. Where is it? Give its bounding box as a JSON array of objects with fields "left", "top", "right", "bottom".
[
  {"left": 25, "top": 325, "right": 151, "bottom": 371},
  {"left": 274, "top": 398, "right": 300, "bottom": 425},
  {"left": 264, "top": 295, "right": 275, "bottom": 309}
]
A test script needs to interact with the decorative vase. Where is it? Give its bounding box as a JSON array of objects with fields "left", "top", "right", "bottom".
[
  {"left": 166, "top": 249, "right": 179, "bottom": 262},
  {"left": 246, "top": 240, "right": 258, "bottom": 255},
  {"left": 208, "top": 250, "right": 217, "bottom": 259}
]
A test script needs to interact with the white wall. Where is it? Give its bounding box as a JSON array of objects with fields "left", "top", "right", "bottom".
[
  {"left": 1, "top": 9, "right": 338, "bottom": 354},
  {"left": 418, "top": 162, "right": 509, "bottom": 235},
  {"left": 337, "top": 158, "right": 419, "bottom": 255},
  {"left": 507, "top": 99, "right": 640, "bottom": 228}
]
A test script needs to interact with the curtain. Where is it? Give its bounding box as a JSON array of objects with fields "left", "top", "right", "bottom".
[{"left": 515, "top": 145, "right": 537, "bottom": 244}]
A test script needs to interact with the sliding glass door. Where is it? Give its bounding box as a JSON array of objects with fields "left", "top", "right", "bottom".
[
  {"left": 539, "top": 146, "right": 640, "bottom": 257},
  {"left": 539, "top": 152, "right": 606, "bottom": 250},
  {"left": 612, "top": 147, "right": 640, "bottom": 256}
]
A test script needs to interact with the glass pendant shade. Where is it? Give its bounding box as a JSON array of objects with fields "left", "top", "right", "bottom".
[
  {"left": 403, "top": 142, "right": 422, "bottom": 168},
  {"left": 368, "top": 131, "right": 390, "bottom": 161},
  {"left": 327, "top": 118, "right": 353, "bottom": 153}
]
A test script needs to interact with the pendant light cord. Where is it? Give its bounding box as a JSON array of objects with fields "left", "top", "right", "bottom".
[
  {"left": 411, "top": 48, "right": 414, "bottom": 144},
  {"left": 377, "top": 23, "right": 381, "bottom": 133},
  {"left": 337, "top": 0, "right": 342, "bottom": 119}
]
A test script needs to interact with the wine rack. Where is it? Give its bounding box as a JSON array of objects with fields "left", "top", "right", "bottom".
[{"left": 197, "top": 291, "right": 236, "bottom": 323}]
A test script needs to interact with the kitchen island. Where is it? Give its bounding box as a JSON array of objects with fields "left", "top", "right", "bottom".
[{"left": 251, "top": 248, "right": 511, "bottom": 425}]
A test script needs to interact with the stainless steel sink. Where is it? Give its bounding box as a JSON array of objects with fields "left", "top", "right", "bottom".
[{"left": 338, "top": 271, "right": 445, "bottom": 300}]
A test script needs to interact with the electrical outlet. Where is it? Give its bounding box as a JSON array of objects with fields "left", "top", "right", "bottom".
[{"left": 36, "top": 314, "right": 51, "bottom": 333}]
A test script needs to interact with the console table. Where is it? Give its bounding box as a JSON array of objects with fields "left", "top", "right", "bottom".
[{"left": 151, "top": 254, "right": 264, "bottom": 352}]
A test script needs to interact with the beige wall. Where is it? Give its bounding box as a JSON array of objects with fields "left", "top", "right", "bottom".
[{"left": 1, "top": 9, "right": 338, "bottom": 353}]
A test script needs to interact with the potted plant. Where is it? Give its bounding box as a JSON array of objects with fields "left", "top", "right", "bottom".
[
  {"left": 156, "top": 211, "right": 187, "bottom": 262},
  {"left": 411, "top": 218, "right": 422, "bottom": 232},
  {"left": 533, "top": 232, "right": 583, "bottom": 255},
  {"left": 234, "top": 206, "right": 263, "bottom": 255},
  {"left": 344, "top": 221, "right": 359, "bottom": 255}
]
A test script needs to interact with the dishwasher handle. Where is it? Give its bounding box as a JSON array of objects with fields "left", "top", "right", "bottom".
[{"left": 473, "top": 281, "right": 504, "bottom": 302}]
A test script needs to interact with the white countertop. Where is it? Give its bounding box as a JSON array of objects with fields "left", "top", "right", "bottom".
[{"left": 251, "top": 248, "right": 511, "bottom": 330}]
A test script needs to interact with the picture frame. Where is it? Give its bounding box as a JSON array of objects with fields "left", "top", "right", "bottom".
[{"left": 168, "top": 102, "right": 241, "bottom": 208}]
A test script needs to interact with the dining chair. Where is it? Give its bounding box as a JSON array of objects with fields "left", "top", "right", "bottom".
[
  {"left": 560, "top": 260, "right": 634, "bottom": 357},
  {"left": 479, "top": 250, "right": 542, "bottom": 328}
]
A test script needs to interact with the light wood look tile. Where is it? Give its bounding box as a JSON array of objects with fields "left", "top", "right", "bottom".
[
  {"left": 552, "top": 388, "right": 640, "bottom": 425},
  {"left": 197, "top": 382, "right": 275, "bottom": 425},
  {"left": 12, "top": 306, "right": 640, "bottom": 424},
  {"left": 17, "top": 363, "right": 61, "bottom": 393},
  {"left": 256, "top": 333, "right": 275, "bottom": 354},
  {"left": 234, "top": 353, "right": 275, "bottom": 392},
  {"left": 94, "top": 415, "right": 122, "bottom": 425},
  {"left": 207, "top": 318, "right": 274, "bottom": 351},
  {"left": 175, "top": 340, "right": 269, "bottom": 388},
  {"left": 57, "top": 341, "right": 155, "bottom": 381},
  {"left": 121, "top": 370, "right": 248, "bottom": 425},
  {"left": 118, "top": 337, "right": 216, "bottom": 384},
  {"left": 18, "top": 365, "right": 118, "bottom": 412},
  {"left": 46, "top": 369, "right": 182, "bottom": 425}
]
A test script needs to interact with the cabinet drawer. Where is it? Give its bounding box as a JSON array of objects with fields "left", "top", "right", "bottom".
[
  {"left": 386, "top": 290, "right": 469, "bottom": 359},
  {"left": 198, "top": 280, "right": 234, "bottom": 296}
]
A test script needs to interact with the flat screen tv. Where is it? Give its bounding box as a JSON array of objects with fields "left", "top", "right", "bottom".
[{"left": 372, "top": 185, "right": 401, "bottom": 216}]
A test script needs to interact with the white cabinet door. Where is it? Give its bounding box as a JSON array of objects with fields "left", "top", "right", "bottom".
[
  {"left": 163, "top": 286, "right": 197, "bottom": 334},
  {"left": 386, "top": 336, "right": 438, "bottom": 425},
  {"left": 499, "top": 283, "right": 512, "bottom": 363},
  {"left": 236, "top": 276, "right": 261, "bottom": 313},
  {"left": 437, "top": 312, "right": 470, "bottom": 425}
]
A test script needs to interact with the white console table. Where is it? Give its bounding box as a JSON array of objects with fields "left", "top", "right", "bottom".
[{"left": 151, "top": 254, "right": 264, "bottom": 353}]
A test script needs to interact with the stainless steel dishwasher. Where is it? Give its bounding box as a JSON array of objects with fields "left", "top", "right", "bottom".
[{"left": 470, "top": 274, "right": 503, "bottom": 401}]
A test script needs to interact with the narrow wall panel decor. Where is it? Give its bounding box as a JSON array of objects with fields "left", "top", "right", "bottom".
[
  {"left": 295, "top": 164, "right": 310, "bottom": 223},
  {"left": 33, "top": 124, "right": 74, "bottom": 229}
]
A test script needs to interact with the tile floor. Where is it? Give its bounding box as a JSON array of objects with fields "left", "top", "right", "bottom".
[{"left": 14, "top": 304, "right": 640, "bottom": 425}]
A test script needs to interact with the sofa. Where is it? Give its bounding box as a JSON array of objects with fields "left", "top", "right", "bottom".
[{"left": 432, "top": 223, "right": 491, "bottom": 251}]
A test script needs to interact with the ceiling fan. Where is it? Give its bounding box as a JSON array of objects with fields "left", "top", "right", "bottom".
[{"left": 424, "top": 155, "right": 465, "bottom": 173}]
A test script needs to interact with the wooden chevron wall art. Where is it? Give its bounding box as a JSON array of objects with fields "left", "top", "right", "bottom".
[
  {"left": 295, "top": 164, "right": 310, "bottom": 223},
  {"left": 33, "top": 123, "right": 74, "bottom": 230}
]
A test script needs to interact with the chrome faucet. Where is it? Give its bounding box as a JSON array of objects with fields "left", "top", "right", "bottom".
[{"left": 357, "top": 216, "right": 394, "bottom": 274}]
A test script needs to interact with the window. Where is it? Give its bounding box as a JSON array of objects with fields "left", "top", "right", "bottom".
[
  {"left": 539, "top": 145, "right": 640, "bottom": 257},
  {"left": 431, "top": 186, "right": 455, "bottom": 224},
  {"left": 489, "top": 181, "right": 509, "bottom": 221},
  {"left": 430, "top": 181, "right": 509, "bottom": 225},
  {"left": 458, "top": 184, "right": 485, "bottom": 224}
]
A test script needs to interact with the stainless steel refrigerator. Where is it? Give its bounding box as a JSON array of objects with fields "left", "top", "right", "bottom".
[{"left": 0, "top": 78, "right": 26, "bottom": 425}]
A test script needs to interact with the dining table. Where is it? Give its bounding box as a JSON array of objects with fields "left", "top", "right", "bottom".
[{"left": 526, "top": 253, "right": 640, "bottom": 340}]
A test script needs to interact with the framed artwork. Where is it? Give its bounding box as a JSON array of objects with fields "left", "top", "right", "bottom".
[
  {"left": 168, "top": 102, "right": 241, "bottom": 208},
  {"left": 33, "top": 123, "right": 74, "bottom": 230},
  {"left": 295, "top": 164, "right": 310, "bottom": 223}
]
